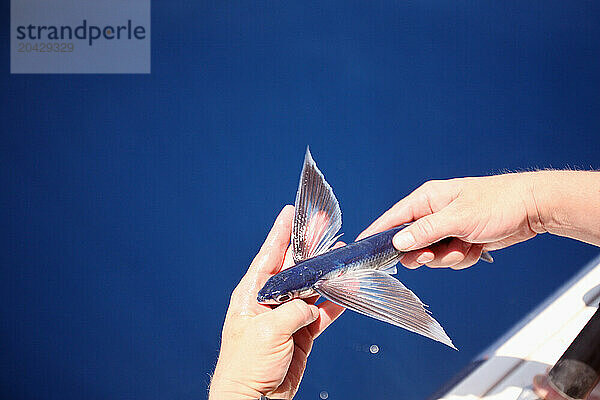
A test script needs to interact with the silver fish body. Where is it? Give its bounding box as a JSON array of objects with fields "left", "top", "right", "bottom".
[{"left": 258, "top": 226, "right": 404, "bottom": 304}]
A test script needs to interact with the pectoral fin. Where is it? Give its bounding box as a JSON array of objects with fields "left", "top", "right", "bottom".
[
  {"left": 314, "top": 269, "right": 456, "bottom": 349},
  {"left": 480, "top": 250, "right": 494, "bottom": 263},
  {"left": 292, "top": 147, "right": 343, "bottom": 263}
]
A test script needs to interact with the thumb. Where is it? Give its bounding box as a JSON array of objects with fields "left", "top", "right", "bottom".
[
  {"left": 393, "top": 207, "right": 462, "bottom": 251},
  {"left": 266, "top": 299, "right": 319, "bottom": 336}
]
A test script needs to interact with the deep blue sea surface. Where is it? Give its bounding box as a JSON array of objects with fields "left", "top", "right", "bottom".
[{"left": 2, "top": 2, "right": 600, "bottom": 399}]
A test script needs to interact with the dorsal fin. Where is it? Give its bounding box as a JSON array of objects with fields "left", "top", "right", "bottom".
[{"left": 291, "top": 147, "right": 343, "bottom": 263}]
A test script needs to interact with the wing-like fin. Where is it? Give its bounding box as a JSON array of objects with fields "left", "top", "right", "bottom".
[
  {"left": 314, "top": 269, "right": 456, "bottom": 349},
  {"left": 292, "top": 147, "right": 343, "bottom": 263},
  {"left": 377, "top": 262, "right": 398, "bottom": 275},
  {"left": 345, "top": 247, "right": 403, "bottom": 275},
  {"left": 373, "top": 253, "right": 402, "bottom": 275},
  {"left": 480, "top": 250, "right": 494, "bottom": 263}
]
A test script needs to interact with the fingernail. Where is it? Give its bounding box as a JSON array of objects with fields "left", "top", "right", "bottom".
[
  {"left": 416, "top": 253, "right": 434, "bottom": 264},
  {"left": 393, "top": 232, "right": 416, "bottom": 250}
]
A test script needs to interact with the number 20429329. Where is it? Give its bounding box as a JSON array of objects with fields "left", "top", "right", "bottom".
[{"left": 17, "top": 42, "right": 74, "bottom": 52}]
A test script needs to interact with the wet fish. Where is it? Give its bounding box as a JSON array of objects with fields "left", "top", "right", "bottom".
[{"left": 258, "top": 148, "right": 486, "bottom": 349}]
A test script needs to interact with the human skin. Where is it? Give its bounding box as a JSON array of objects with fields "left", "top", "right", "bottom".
[
  {"left": 209, "top": 171, "right": 600, "bottom": 398},
  {"left": 209, "top": 205, "right": 345, "bottom": 400},
  {"left": 358, "top": 171, "right": 600, "bottom": 269}
]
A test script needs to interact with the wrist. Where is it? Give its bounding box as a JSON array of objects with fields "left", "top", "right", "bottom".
[
  {"left": 209, "top": 372, "right": 264, "bottom": 400},
  {"left": 209, "top": 382, "right": 263, "bottom": 400},
  {"left": 524, "top": 170, "right": 589, "bottom": 237},
  {"left": 523, "top": 171, "right": 553, "bottom": 235}
]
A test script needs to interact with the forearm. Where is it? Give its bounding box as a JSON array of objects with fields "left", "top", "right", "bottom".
[{"left": 528, "top": 170, "right": 600, "bottom": 246}]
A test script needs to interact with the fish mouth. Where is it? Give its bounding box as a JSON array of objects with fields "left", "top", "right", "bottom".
[
  {"left": 256, "top": 292, "right": 281, "bottom": 305},
  {"left": 257, "top": 291, "right": 319, "bottom": 305},
  {"left": 257, "top": 297, "right": 281, "bottom": 305}
]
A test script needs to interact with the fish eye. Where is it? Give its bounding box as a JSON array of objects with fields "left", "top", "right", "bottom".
[{"left": 277, "top": 294, "right": 291, "bottom": 302}]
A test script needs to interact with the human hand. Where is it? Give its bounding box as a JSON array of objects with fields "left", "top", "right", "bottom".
[
  {"left": 209, "top": 205, "right": 345, "bottom": 400},
  {"left": 357, "top": 173, "right": 545, "bottom": 269}
]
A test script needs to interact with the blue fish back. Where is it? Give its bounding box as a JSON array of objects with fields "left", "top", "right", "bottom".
[{"left": 294, "top": 226, "right": 405, "bottom": 278}]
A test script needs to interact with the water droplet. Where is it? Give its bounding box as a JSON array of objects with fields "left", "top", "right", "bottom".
[
  {"left": 369, "top": 344, "right": 379, "bottom": 354},
  {"left": 320, "top": 390, "right": 329, "bottom": 399}
]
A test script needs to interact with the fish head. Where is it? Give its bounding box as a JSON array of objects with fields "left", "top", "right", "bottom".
[{"left": 257, "top": 266, "right": 318, "bottom": 305}]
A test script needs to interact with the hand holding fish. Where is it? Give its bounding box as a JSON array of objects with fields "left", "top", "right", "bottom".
[
  {"left": 209, "top": 205, "right": 345, "bottom": 400},
  {"left": 359, "top": 171, "right": 600, "bottom": 270},
  {"left": 211, "top": 152, "right": 599, "bottom": 399}
]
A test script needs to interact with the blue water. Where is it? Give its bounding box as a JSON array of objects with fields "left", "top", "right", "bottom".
[{"left": 2, "top": 2, "right": 600, "bottom": 399}]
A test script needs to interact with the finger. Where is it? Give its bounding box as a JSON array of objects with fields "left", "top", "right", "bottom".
[
  {"left": 451, "top": 243, "right": 484, "bottom": 270},
  {"left": 400, "top": 237, "right": 471, "bottom": 268},
  {"left": 247, "top": 205, "right": 294, "bottom": 275},
  {"left": 400, "top": 249, "right": 435, "bottom": 269},
  {"left": 280, "top": 244, "right": 295, "bottom": 271},
  {"left": 308, "top": 300, "right": 345, "bottom": 339},
  {"left": 357, "top": 180, "right": 461, "bottom": 241},
  {"left": 356, "top": 187, "right": 431, "bottom": 240},
  {"left": 425, "top": 238, "right": 470, "bottom": 268},
  {"left": 266, "top": 299, "right": 320, "bottom": 336},
  {"left": 392, "top": 205, "right": 465, "bottom": 252},
  {"left": 231, "top": 205, "right": 294, "bottom": 309}
]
